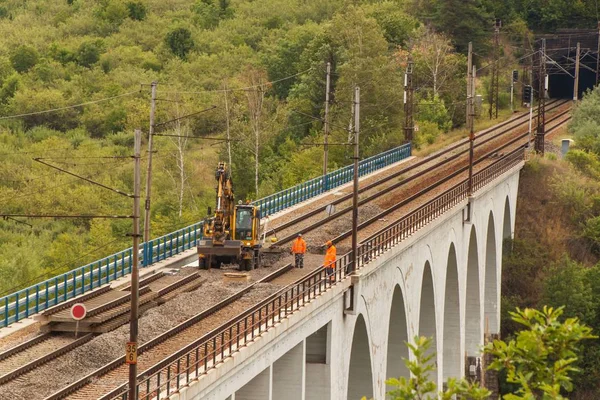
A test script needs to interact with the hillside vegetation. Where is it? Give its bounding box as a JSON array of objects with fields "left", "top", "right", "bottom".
[
  {"left": 0, "top": 0, "right": 595, "bottom": 296},
  {"left": 501, "top": 87, "right": 600, "bottom": 398}
]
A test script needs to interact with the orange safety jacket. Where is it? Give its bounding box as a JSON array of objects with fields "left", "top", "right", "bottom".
[
  {"left": 324, "top": 244, "right": 337, "bottom": 268},
  {"left": 291, "top": 238, "right": 307, "bottom": 254}
]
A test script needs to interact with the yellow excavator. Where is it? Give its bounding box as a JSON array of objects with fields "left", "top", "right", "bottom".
[{"left": 197, "top": 162, "right": 262, "bottom": 271}]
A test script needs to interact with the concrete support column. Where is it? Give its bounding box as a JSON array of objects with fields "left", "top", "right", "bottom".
[
  {"left": 235, "top": 365, "right": 272, "bottom": 400},
  {"left": 273, "top": 342, "right": 304, "bottom": 400},
  {"left": 306, "top": 325, "right": 331, "bottom": 400}
]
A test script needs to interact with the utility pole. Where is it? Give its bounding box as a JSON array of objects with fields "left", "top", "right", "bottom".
[
  {"left": 535, "top": 39, "right": 546, "bottom": 154},
  {"left": 143, "top": 82, "right": 157, "bottom": 265},
  {"left": 510, "top": 70, "right": 517, "bottom": 111},
  {"left": 489, "top": 19, "right": 501, "bottom": 120},
  {"left": 468, "top": 65, "right": 475, "bottom": 198},
  {"left": 128, "top": 129, "right": 142, "bottom": 400},
  {"left": 467, "top": 42, "right": 473, "bottom": 131},
  {"left": 574, "top": 42, "right": 581, "bottom": 101},
  {"left": 323, "top": 62, "right": 331, "bottom": 178},
  {"left": 596, "top": 21, "right": 600, "bottom": 86},
  {"left": 351, "top": 86, "right": 360, "bottom": 275},
  {"left": 403, "top": 56, "right": 414, "bottom": 143}
]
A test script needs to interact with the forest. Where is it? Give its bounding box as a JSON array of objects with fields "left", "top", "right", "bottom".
[{"left": 2, "top": 1, "right": 600, "bottom": 395}]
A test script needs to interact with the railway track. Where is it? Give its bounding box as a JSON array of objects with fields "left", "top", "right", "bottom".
[
  {"left": 0, "top": 333, "right": 93, "bottom": 385},
  {"left": 0, "top": 271, "right": 206, "bottom": 389},
  {"left": 43, "top": 264, "right": 294, "bottom": 400},
  {"left": 340, "top": 107, "right": 572, "bottom": 248},
  {"left": 269, "top": 100, "right": 571, "bottom": 247},
  {"left": 3, "top": 102, "right": 571, "bottom": 399},
  {"left": 266, "top": 102, "right": 559, "bottom": 242}
]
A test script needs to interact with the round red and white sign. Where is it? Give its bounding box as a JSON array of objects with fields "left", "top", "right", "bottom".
[{"left": 70, "top": 303, "right": 87, "bottom": 321}]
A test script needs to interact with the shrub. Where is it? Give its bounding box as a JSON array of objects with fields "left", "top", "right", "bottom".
[
  {"left": 76, "top": 41, "right": 103, "bottom": 68},
  {"left": 10, "top": 46, "right": 39, "bottom": 73},
  {"left": 126, "top": 1, "right": 147, "bottom": 21},
  {"left": 165, "top": 28, "right": 194, "bottom": 59}
]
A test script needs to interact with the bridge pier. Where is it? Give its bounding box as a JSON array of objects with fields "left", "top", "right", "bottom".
[{"left": 235, "top": 365, "right": 272, "bottom": 400}]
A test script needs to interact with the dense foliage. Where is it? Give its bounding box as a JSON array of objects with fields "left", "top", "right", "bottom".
[
  {"left": 0, "top": 0, "right": 598, "bottom": 316},
  {"left": 384, "top": 336, "right": 490, "bottom": 400},
  {"left": 486, "top": 307, "right": 596, "bottom": 400},
  {"left": 500, "top": 87, "right": 600, "bottom": 398},
  {"left": 0, "top": 0, "right": 498, "bottom": 296}
]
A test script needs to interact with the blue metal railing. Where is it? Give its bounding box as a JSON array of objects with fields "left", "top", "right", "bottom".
[
  {"left": 0, "top": 223, "right": 203, "bottom": 328},
  {"left": 254, "top": 143, "right": 411, "bottom": 217},
  {"left": 0, "top": 143, "right": 411, "bottom": 328}
]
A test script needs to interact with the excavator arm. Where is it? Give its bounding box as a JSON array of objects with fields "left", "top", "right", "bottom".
[{"left": 198, "top": 162, "right": 262, "bottom": 270}]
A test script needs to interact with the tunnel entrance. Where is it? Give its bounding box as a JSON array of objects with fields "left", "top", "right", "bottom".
[
  {"left": 547, "top": 51, "right": 597, "bottom": 99},
  {"left": 536, "top": 30, "right": 599, "bottom": 99}
]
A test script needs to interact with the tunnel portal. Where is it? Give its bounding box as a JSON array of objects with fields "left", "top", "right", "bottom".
[{"left": 535, "top": 30, "right": 599, "bottom": 99}]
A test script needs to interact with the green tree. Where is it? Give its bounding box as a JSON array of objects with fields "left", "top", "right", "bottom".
[
  {"left": 126, "top": 1, "right": 147, "bottom": 21},
  {"left": 417, "top": 0, "right": 491, "bottom": 53},
  {"left": 0, "top": 73, "right": 19, "bottom": 104},
  {"left": 485, "top": 306, "right": 596, "bottom": 400},
  {"left": 76, "top": 41, "right": 103, "bottom": 68},
  {"left": 543, "top": 258, "right": 596, "bottom": 324},
  {"left": 165, "top": 28, "right": 195, "bottom": 59},
  {"left": 569, "top": 88, "right": 600, "bottom": 155},
  {"left": 10, "top": 45, "right": 39, "bottom": 73},
  {"left": 192, "top": 0, "right": 221, "bottom": 28},
  {"left": 95, "top": 0, "right": 128, "bottom": 33},
  {"left": 384, "top": 336, "right": 490, "bottom": 400}
]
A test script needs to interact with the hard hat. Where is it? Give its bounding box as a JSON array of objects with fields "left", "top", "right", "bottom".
[
  {"left": 325, "top": 240, "right": 332, "bottom": 246},
  {"left": 298, "top": 233, "right": 302, "bottom": 237}
]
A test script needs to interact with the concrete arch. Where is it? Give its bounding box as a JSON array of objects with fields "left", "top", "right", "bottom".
[
  {"left": 386, "top": 285, "right": 410, "bottom": 386},
  {"left": 485, "top": 212, "right": 499, "bottom": 334},
  {"left": 443, "top": 243, "right": 461, "bottom": 380},
  {"left": 465, "top": 226, "right": 482, "bottom": 355},
  {"left": 419, "top": 261, "right": 437, "bottom": 380},
  {"left": 347, "top": 314, "right": 375, "bottom": 400},
  {"left": 502, "top": 195, "right": 512, "bottom": 240}
]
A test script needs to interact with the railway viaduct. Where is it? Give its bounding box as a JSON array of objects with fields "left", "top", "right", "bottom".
[{"left": 164, "top": 155, "right": 522, "bottom": 399}]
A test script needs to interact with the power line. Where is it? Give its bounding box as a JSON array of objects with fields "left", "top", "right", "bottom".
[
  {"left": 153, "top": 105, "right": 218, "bottom": 128},
  {"left": 155, "top": 68, "right": 313, "bottom": 95},
  {"left": 0, "top": 90, "right": 141, "bottom": 121},
  {"left": 152, "top": 133, "right": 240, "bottom": 141},
  {"left": 0, "top": 141, "right": 104, "bottom": 158},
  {"left": 34, "top": 158, "right": 134, "bottom": 198}
]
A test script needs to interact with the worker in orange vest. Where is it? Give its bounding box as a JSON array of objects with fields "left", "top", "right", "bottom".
[
  {"left": 324, "top": 240, "right": 337, "bottom": 283},
  {"left": 291, "top": 233, "right": 307, "bottom": 268}
]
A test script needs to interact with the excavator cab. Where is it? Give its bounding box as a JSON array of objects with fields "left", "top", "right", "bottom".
[{"left": 233, "top": 205, "right": 262, "bottom": 271}]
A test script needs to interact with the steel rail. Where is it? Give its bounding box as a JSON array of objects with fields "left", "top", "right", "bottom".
[
  {"left": 274, "top": 101, "right": 571, "bottom": 246},
  {"left": 0, "top": 333, "right": 51, "bottom": 361},
  {"left": 355, "top": 110, "right": 571, "bottom": 246},
  {"left": 38, "top": 103, "right": 570, "bottom": 400},
  {"left": 0, "top": 274, "right": 202, "bottom": 390},
  {"left": 269, "top": 100, "right": 569, "bottom": 244},
  {"left": 0, "top": 334, "right": 94, "bottom": 384},
  {"left": 43, "top": 263, "right": 293, "bottom": 400},
  {"left": 264, "top": 100, "right": 566, "bottom": 239}
]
